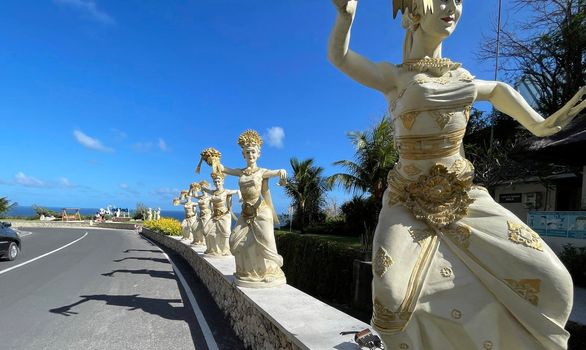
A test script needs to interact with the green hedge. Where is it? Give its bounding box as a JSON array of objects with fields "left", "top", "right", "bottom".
[{"left": 275, "top": 231, "right": 363, "bottom": 307}]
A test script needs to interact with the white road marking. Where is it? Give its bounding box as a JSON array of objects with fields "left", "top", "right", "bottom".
[
  {"left": 0, "top": 232, "right": 89, "bottom": 276},
  {"left": 17, "top": 231, "right": 33, "bottom": 237},
  {"left": 142, "top": 236, "right": 219, "bottom": 350}
]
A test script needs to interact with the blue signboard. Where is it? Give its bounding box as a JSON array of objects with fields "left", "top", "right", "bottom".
[{"left": 528, "top": 211, "right": 586, "bottom": 239}]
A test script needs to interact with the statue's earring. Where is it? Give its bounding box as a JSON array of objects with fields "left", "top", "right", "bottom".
[{"left": 408, "top": 12, "right": 421, "bottom": 31}]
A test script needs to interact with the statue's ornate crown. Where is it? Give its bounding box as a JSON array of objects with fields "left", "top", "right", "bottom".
[
  {"left": 200, "top": 148, "right": 221, "bottom": 163},
  {"left": 237, "top": 130, "right": 263, "bottom": 149},
  {"left": 393, "top": 0, "right": 433, "bottom": 18},
  {"left": 211, "top": 171, "right": 225, "bottom": 180},
  {"left": 199, "top": 180, "right": 210, "bottom": 188}
]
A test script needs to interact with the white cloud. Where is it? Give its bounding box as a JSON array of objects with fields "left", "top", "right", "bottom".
[
  {"left": 133, "top": 138, "right": 170, "bottom": 153},
  {"left": 15, "top": 172, "right": 46, "bottom": 188},
  {"left": 73, "top": 129, "right": 114, "bottom": 152},
  {"left": 132, "top": 142, "right": 153, "bottom": 153},
  {"left": 111, "top": 128, "right": 127, "bottom": 140},
  {"left": 153, "top": 187, "right": 180, "bottom": 200},
  {"left": 158, "top": 138, "right": 169, "bottom": 152},
  {"left": 59, "top": 177, "right": 74, "bottom": 188},
  {"left": 265, "top": 126, "right": 285, "bottom": 148},
  {"left": 120, "top": 183, "right": 139, "bottom": 196},
  {"left": 54, "top": 0, "right": 115, "bottom": 25}
]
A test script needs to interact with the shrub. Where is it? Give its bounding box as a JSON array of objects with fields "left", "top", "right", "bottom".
[
  {"left": 133, "top": 203, "right": 148, "bottom": 220},
  {"left": 143, "top": 218, "right": 181, "bottom": 236},
  {"left": 275, "top": 231, "right": 362, "bottom": 306},
  {"left": 559, "top": 244, "right": 586, "bottom": 287},
  {"left": 32, "top": 204, "right": 60, "bottom": 218}
]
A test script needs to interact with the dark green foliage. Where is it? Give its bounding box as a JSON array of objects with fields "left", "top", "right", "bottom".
[
  {"left": 559, "top": 244, "right": 586, "bottom": 287},
  {"left": 275, "top": 232, "right": 362, "bottom": 306},
  {"left": 284, "top": 158, "right": 328, "bottom": 232},
  {"left": 327, "top": 117, "right": 398, "bottom": 201},
  {"left": 340, "top": 195, "right": 380, "bottom": 238},
  {"left": 31, "top": 204, "right": 59, "bottom": 218},
  {"left": 0, "top": 197, "right": 17, "bottom": 218},
  {"left": 133, "top": 203, "right": 148, "bottom": 220}
]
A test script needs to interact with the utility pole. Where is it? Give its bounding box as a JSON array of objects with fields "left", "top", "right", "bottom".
[{"left": 490, "top": 0, "right": 503, "bottom": 146}]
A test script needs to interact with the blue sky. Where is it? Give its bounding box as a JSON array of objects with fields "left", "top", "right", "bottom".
[{"left": 1, "top": 1, "right": 513, "bottom": 213}]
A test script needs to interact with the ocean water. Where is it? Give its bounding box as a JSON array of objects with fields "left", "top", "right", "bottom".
[{"left": 3, "top": 206, "right": 185, "bottom": 221}]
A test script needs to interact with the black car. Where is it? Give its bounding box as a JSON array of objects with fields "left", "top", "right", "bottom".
[{"left": 0, "top": 222, "right": 21, "bottom": 261}]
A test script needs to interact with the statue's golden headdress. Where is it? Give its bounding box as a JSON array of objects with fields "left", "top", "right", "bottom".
[
  {"left": 211, "top": 171, "right": 225, "bottom": 180},
  {"left": 196, "top": 147, "right": 222, "bottom": 174},
  {"left": 199, "top": 180, "right": 210, "bottom": 188},
  {"left": 189, "top": 182, "right": 201, "bottom": 192},
  {"left": 393, "top": 0, "right": 433, "bottom": 18},
  {"left": 237, "top": 130, "right": 263, "bottom": 149}
]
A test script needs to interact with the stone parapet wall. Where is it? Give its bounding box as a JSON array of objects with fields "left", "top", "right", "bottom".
[
  {"left": 5, "top": 220, "right": 138, "bottom": 231},
  {"left": 141, "top": 228, "right": 370, "bottom": 350}
]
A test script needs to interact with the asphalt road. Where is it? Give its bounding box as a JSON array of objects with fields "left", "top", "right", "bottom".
[{"left": 0, "top": 227, "right": 243, "bottom": 350}]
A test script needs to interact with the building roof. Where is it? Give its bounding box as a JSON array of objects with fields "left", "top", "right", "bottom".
[{"left": 511, "top": 115, "right": 586, "bottom": 166}]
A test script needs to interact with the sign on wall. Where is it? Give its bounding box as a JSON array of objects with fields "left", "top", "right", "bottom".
[
  {"left": 499, "top": 193, "right": 522, "bottom": 203},
  {"left": 528, "top": 211, "right": 586, "bottom": 239}
]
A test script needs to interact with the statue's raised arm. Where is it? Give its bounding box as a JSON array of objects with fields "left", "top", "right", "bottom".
[
  {"left": 476, "top": 81, "right": 586, "bottom": 137},
  {"left": 329, "top": 0, "right": 398, "bottom": 93}
]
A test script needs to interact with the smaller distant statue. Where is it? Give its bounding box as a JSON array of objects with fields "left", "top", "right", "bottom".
[
  {"left": 154, "top": 208, "right": 161, "bottom": 221},
  {"left": 177, "top": 190, "right": 197, "bottom": 241},
  {"left": 188, "top": 182, "right": 206, "bottom": 246},
  {"left": 116, "top": 209, "right": 121, "bottom": 218},
  {"left": 146, "top": 208, "right": 153, "bottom": 221},
  {"left": 199, "top": 160, "right": 239, "bottom": 256},
  {"left": 220, "top": 130, "right": 288, "bottom": 287}
]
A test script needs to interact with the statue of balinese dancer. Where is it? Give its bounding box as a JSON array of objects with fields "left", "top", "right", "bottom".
[
  {"left": 218, "top": 130, "right": 288, "bottom": 288},
  {"left": 329, "top": 0, "right": 585, "bottom": 349}
]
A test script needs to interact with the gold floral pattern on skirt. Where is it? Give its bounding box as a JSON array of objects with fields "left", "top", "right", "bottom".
[
  {"left": 507, "top": 221, "right": 544, "bottom": 252},
  {"left": 374, "top": 247, "right": 394, "bottom": 278},
  {"left": 504, "top": 279, "right": 541, "bottom": 306}
]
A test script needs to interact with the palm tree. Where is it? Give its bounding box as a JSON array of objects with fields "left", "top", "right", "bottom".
[
  {"left": 0, "top": 197, "right": 17, "bottom": 217},
  {"left": 284, "top": 158, "right": 328, "bottom": 233},
  {"left": 327, "top": 117, "right": 398, "bottom": 201}
]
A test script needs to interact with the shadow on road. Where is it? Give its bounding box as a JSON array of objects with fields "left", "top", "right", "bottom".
[
  {"left": 49, "top": 294, "right": 184, "bottom": 319},
  {"left": 123, "top": 249, "right": 161, "bottom": 253},
  {"left": 101, "top": 269, "right": 176, "bottom": 280},
  {"left": 113, "top": 257, "right": 169, "bottom": 264}
]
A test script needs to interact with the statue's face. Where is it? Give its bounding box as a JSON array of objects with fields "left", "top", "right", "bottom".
[
  {"left": 242, "top": 146, "right": 260, "bottom": 163},
  {"left": 213, "top": 177, "right": 223, "bottom": 188},
  {"left": 420, "top": 0, "right": 462, "bottom": 39}
]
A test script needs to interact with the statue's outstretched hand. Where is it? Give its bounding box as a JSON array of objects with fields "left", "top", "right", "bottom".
[
  {"left": 533, "top": 86, "right": 586, "bottom": 137},
  {"left": 333, "top": 0, "right": 357, "bottom": 17},
  {"left": 278, "top": 169, "right": 288, "bottom": 186}
]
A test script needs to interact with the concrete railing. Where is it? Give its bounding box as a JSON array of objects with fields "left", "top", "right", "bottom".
[
  {"left": 5, "top": 220, "right": 139, "bottom": 231},
  {"left": 141, "top": 228, "right": 371, "bottom": 350}
]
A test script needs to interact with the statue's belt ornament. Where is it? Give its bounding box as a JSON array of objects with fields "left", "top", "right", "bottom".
[{"left": 388, "top": 163, "right": 474, "bottom": 229}]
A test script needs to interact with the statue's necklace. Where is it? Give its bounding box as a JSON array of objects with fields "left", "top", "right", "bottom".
[
  {"left": 401, "top": 57, "right": 461, "bottom": 77},
  {"left": 242, "top": 167, "right": 260, "bottom": 176}
]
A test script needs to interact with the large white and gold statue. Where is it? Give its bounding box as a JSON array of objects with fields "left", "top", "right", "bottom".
[
  {"left": 218, "top": 130, "right": 288, "bottom": 288},
  {"left": 329, "top": 0, "right": 585, "bottom": 349},
  {"left": 190, "top": 180, "right": 211, "bottom": 247},
  {"left": 199, "top": 160, "right": 239, "bottom": 256}
]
